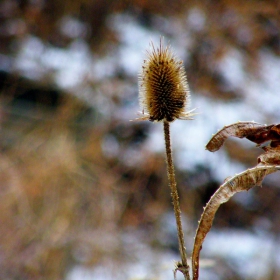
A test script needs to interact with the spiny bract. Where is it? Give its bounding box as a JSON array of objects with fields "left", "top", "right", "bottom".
[{"left": 138, "top": 38, "right": 194, "bottom": 122}]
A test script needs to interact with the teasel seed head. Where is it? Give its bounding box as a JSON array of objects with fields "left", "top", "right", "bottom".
[{"left": 138, "top": 38, "right": 195, "bottom": 122}]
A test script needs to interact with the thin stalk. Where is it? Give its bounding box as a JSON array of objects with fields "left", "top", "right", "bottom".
[{"left": 163, "top": 120, "right": 190, "bottom": 280}]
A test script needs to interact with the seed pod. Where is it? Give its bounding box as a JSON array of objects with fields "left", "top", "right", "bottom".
[{"left": 138, "top": 38, "right": 194, "bottom": 122}]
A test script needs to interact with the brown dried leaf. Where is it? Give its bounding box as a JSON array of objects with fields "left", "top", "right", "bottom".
[
  {"left": 191, "top": 165, "right": 280, "bottom": 280},
  {"left": 247, "top": 124, "right": 280, "bottom": 145},
  {"left": 270, "top": 140, "right": 280, "bottom": 148},
  {"left": 206, "top": 122, "right": 269, "bottom": 152},
  {"left": 258, "top": 146, "right": 280, "bottom": 165}
]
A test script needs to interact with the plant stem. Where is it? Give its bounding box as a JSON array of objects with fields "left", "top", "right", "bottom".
[{"left": 163, "top": 120, "right": 190, "bottom": 280}]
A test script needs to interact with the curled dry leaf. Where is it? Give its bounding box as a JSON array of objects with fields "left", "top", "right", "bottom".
[
  {"left": 191, "top": 165, "right": 280, "bottom": 280},
  {"left": 247, "top": 124, "right": 280, "bottom": 145},
  {"left": 206, "top": 122, "right": 270, "bottom": 152},
  {"left": 258, "top": 146, "right": 280, "bottom": 165}
]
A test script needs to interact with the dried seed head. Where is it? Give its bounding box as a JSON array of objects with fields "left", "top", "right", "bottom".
[{"left": 138, "top": 38, "right": 194, "bottom": 122}]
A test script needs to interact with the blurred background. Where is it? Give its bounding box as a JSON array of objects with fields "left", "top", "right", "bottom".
[{"left": 1, "top": 1, "right": 280, "bottom": 279}]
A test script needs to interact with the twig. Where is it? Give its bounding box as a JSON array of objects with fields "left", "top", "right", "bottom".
[{"left": 163, "top": 120, "right": 190, "bottom": 280}]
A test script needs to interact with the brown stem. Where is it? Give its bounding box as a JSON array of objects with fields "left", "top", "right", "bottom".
[{"left": 163, "top": 120, "right": 190, "bottom": 280}]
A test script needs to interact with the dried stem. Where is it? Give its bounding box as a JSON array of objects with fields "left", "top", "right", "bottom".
[{"left": 163, "top": 120, "right": 190, "bottom": 280}]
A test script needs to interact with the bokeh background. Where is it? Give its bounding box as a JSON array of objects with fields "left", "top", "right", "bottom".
[{"left": 1, "top": 1, "right": 280, "bottom": 279}]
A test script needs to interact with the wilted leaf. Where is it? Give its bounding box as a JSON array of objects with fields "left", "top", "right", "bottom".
[
  {"left": 258, "top": 146, "right": 280, "bottom": 165},
  {"left": 191, "top": 165, "right": 280, "bottom": 280},
  {"left": 247, "top": 124, "right": 280, "bottom": 145},
  {"left": 206, "top": 122, "right": 270, "bottom": 152}
]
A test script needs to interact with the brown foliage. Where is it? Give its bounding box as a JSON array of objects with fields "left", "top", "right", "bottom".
[
  {"left": 191, "top": 165, "right": 280, "bottom": 280},
  {"left": 206, "top": 122, "right": 265, "bottom": 152},
  {"left": 193, "top": 121, "right": 280, "bottom": 279}
]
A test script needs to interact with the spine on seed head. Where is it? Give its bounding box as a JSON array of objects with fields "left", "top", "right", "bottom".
[{"left": 138, "top": 38, "right": 194, "bottom": 122}]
